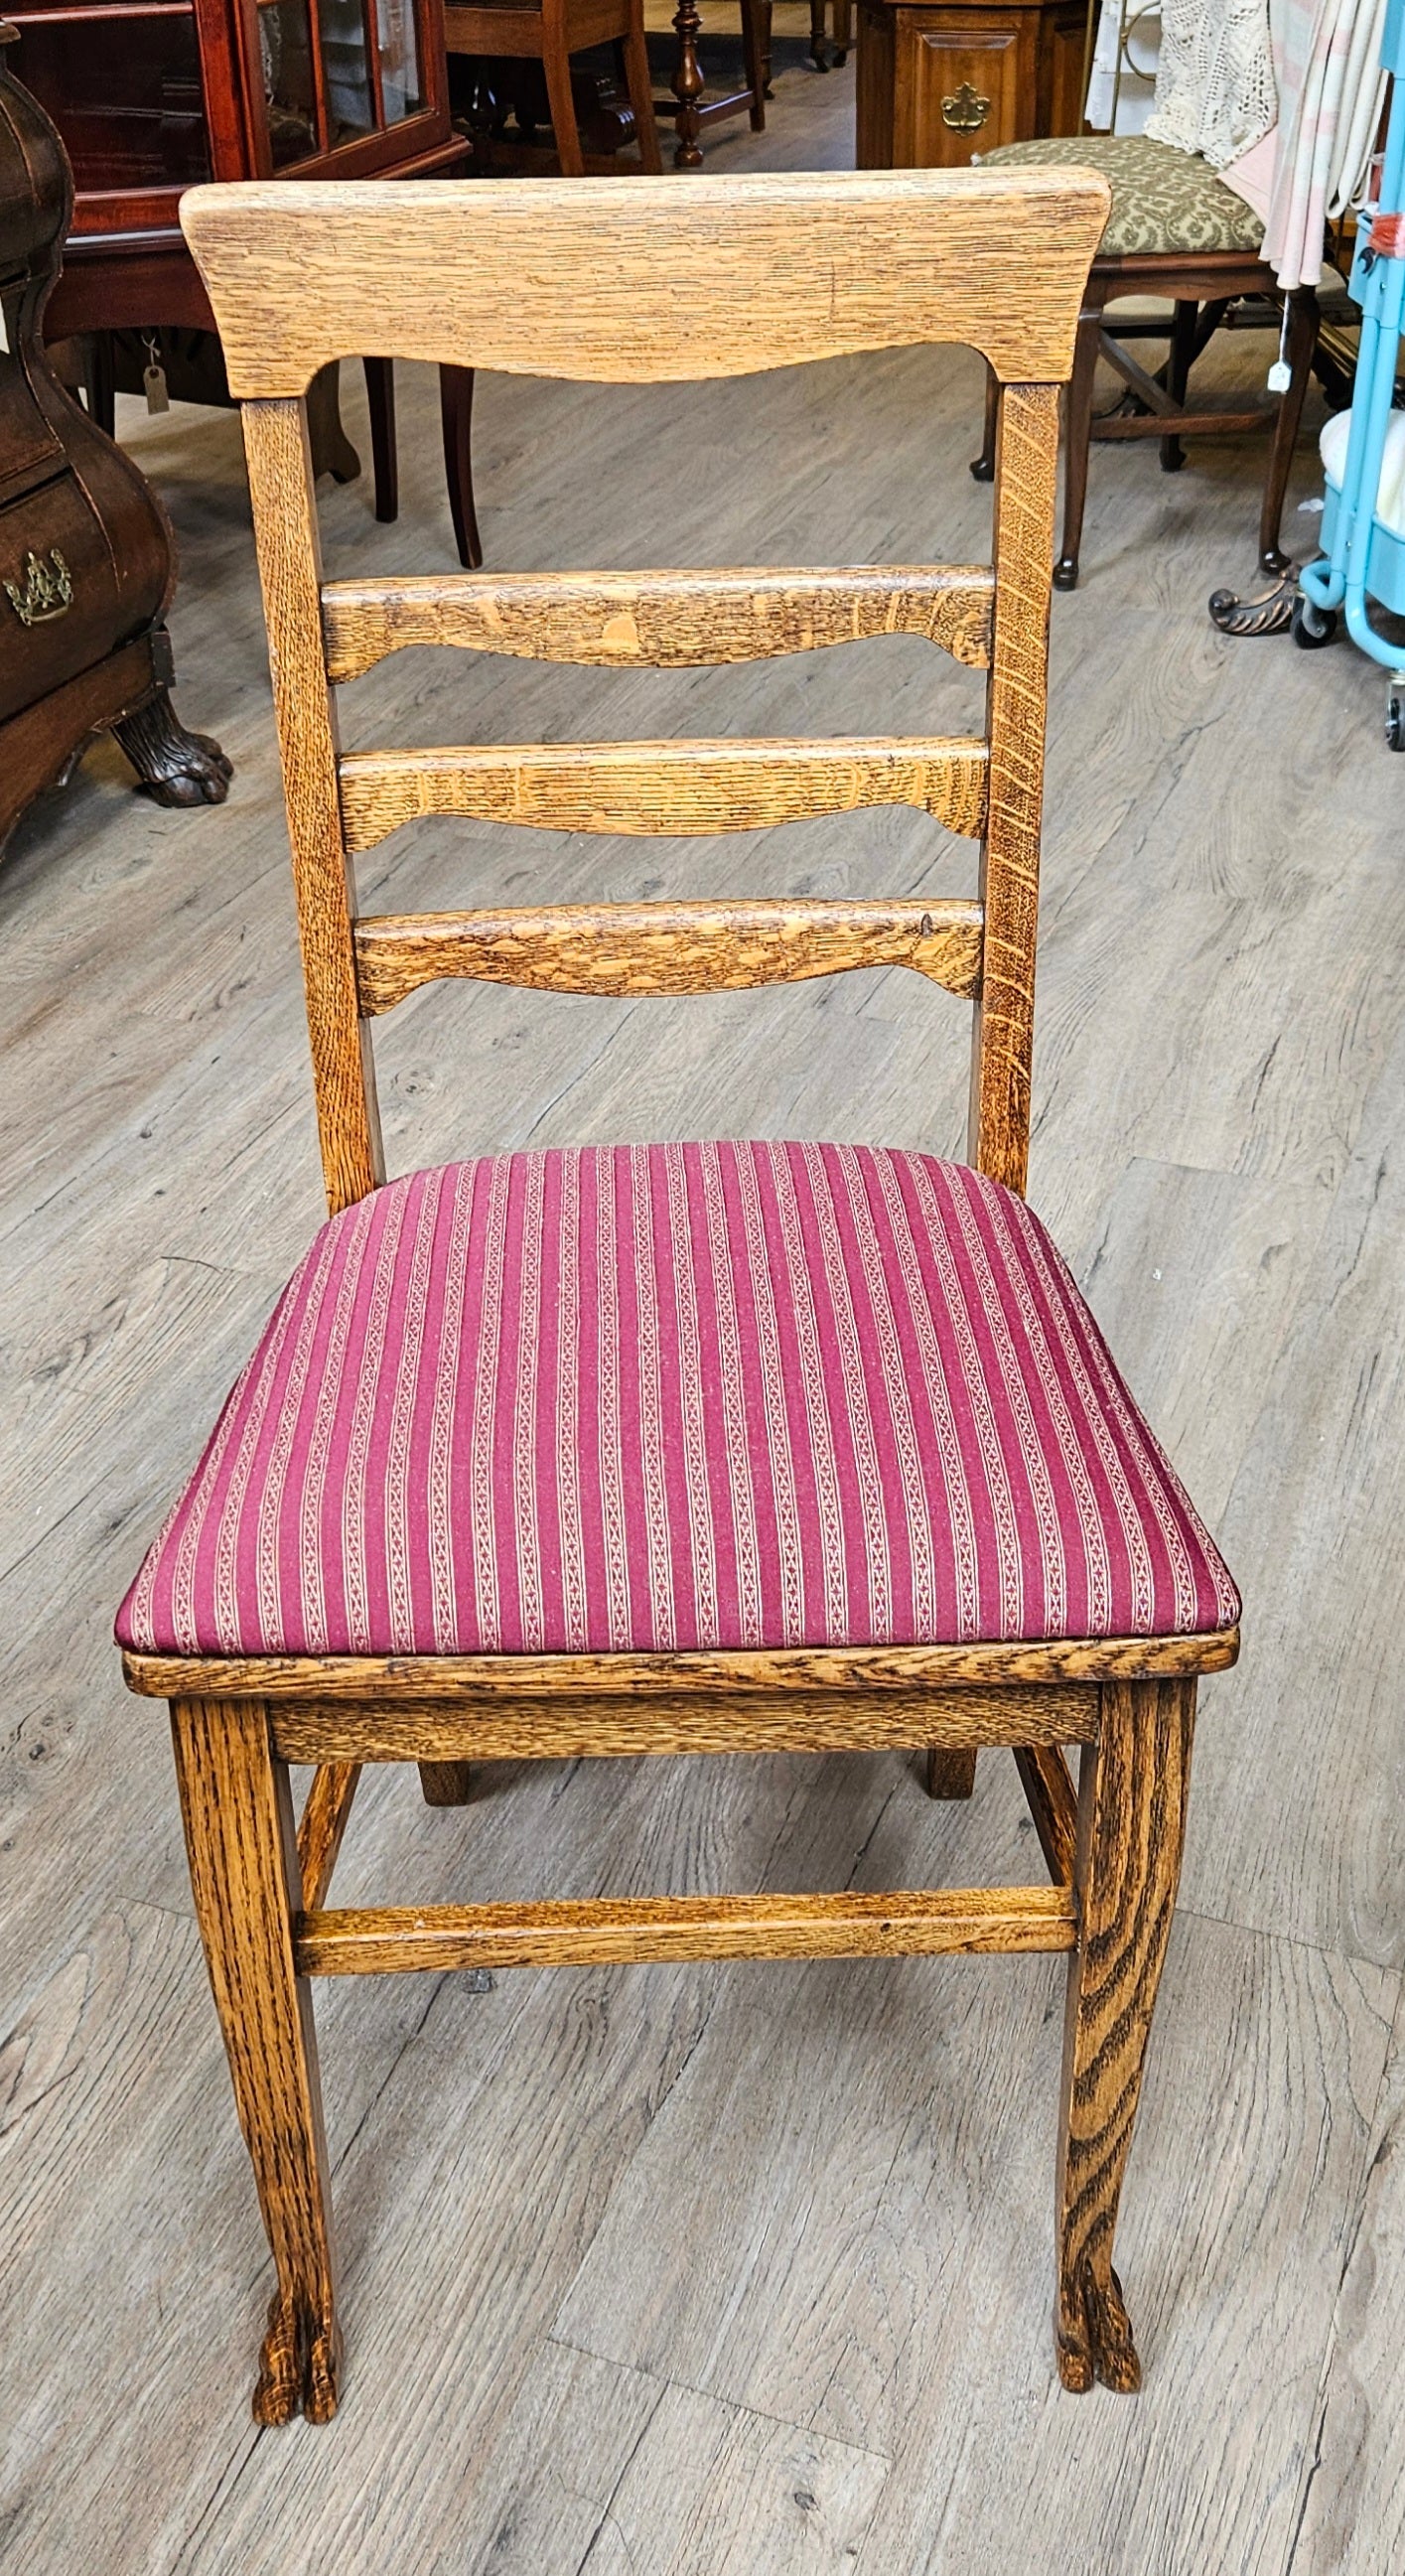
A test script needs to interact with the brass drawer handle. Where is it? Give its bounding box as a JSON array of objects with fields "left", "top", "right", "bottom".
[
  {"left": 4, "top": 546, "right": 72, "bottom": 626},
  {"left": 941, "top": 80, "right": 991, "bottom": 131}
]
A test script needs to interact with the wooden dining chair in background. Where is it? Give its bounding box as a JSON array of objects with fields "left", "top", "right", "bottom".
[
  {"left": 444, "top": 0, "right": 661, "bottom": 176},
  {"left": 116, "top": 165, "right": 1240, "bottom": 2425},
  {"left": 973, "top": 134, "right": 1321, "bottom": 592}
]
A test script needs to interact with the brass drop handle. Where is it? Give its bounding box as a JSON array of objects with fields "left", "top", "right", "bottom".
[
  {"left": 941, "top": 80, "right": 990, "bottom": 131},
  {"left": 4, "top": 546, "right": 72, "bottom": 625}
]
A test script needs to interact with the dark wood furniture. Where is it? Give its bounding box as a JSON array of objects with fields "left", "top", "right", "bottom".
[
  {"left": 120, "top": 165, "right": 1245, "bottom": 2422},
  {"left": 0, "top": 26, "right": 226, "bottom": 858},
  {"left": 975, "top": 136, "right": 1321, "bottom": 589},
  {"left": 453, "top": 0, "right": 768, "bottom": 172},
  {"left": 10, "top": 0, "right": 479, "bottom": 562},
  {"left": 444, "top": 0, "right": 660, "bottom": 172},
  {"left": 855, "top": 0, "right": 1086, "bottom": 170}
]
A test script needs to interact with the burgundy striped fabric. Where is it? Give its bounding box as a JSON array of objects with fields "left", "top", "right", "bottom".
[{"left": 116, "top": 1144, "right": 1239, "bottom": 1658}]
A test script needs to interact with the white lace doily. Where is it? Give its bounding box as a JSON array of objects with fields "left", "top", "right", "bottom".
[{"left": 1145, "top": 0, "right": 1278, "bottom": 169}]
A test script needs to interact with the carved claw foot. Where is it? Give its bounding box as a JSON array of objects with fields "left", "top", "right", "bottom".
[
  {"left": 1206, "top": 566, "right": 1298, "bottom": 638},
  {"left": 253, "top": 2287, "right": 343, "bottom": 2426},
  {"left": 1056, "top": 2260, "right": 1142, "bottom": 2394},
  {"left": 114, "top": 686, "right": 232, "bottom": 808}
]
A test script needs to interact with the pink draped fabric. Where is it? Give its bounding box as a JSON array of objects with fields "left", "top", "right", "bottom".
[
  {"left": 117, "top": 1144, "right": 1239, "bottom": 1659},
  {"left": 1221, "top": 0, "right": 1387, "bottom": 283}
]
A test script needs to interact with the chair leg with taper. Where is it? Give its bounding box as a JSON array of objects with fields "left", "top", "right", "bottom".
[
  {"left": 1054, "top": 1676, "right": 1195, "bottom": 2393},
  {"left": 171, "top": 1695, "right": 342, "bottom": 2425}
]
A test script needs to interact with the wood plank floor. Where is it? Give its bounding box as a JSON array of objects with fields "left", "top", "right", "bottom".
[{"left": 3, "top": 59, "right": 1402, "bottom": 2576}]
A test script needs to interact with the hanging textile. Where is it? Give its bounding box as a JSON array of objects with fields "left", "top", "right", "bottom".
[
  {"left": 1145, "top": 0, "right": 1279, "bottom": 167},
  {"left": 1222, "top": 0, "right": 1388, "bottom": 283}
]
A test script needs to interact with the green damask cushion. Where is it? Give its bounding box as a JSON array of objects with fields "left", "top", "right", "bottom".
[{"left": 978, "top": 134, "right": 1265, "bottom": 259}]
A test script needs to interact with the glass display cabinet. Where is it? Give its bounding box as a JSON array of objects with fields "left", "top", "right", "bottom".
[{"left": 11, "top": 0, "right": 460, "bottom": 338}]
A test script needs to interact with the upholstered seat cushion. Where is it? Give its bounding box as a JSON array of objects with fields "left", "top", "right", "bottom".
[
  {"left": 979, "top": 135, "right": 1266, "bottom": 260},
  {"left": 116, "top": 1144, "right": 1239, "bottom": 1659}
]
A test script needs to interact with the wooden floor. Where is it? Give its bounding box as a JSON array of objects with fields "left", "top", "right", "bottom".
[{"left": 3, "top": 57, "right": 1403, "bottom": 2576}]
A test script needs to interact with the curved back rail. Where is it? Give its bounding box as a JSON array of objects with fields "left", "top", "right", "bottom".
[{"left": 181, "top": 168, "right": 1109, "bottom": 1216}]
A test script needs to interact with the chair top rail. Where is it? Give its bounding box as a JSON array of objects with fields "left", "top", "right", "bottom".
[
  {"left": 181, "top": 169, "right": 1111, "bottom": 397},
  {"left": 321, "top": 565, "right": 997, "bottom": 682}
]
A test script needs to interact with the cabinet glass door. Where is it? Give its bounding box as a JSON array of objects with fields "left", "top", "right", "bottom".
[
  {"left": 10, "top": 6, "right": 213, "bottom": 199},
  {"left": 252, "top": 0, "right": 425, "bottom": 166}
]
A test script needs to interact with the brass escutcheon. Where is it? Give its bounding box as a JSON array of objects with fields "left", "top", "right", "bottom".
[
  {"left": 941, "top": 79, "right": 991, "bottom": 131},
  {"left": 4, "top": 546, "right": 73, "bottom": 626}
]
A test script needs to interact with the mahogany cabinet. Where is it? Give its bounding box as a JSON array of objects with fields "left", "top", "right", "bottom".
[
  {"left": 8, "top": 0, "right": 462, "bottom": 339},
  {"left": 856, "top": 0, "right": 1087, "bottom": 170}
]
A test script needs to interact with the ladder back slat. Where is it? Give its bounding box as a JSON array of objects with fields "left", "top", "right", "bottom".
[
  {"left": 339, "top": 737, "right": 989, "bottom": 854},
  {"left": 322, "top": 565, "right": 995, "bottom": 682},
  {"left": 352, "top": 897, "right": 986, "bottom": 1014}
]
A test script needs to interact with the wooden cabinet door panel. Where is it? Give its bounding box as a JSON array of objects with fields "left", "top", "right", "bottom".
[{"left": 894, "top": 18, "right": 1026, "bottom": 167}]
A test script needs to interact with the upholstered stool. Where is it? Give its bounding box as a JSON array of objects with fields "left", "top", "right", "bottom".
[{"left": 975, "top": 133, "right": 1320, "bottom": 589}]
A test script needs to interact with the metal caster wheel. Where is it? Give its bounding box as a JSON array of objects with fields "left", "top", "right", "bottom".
[
  {"left": 1290, "top": 595, "right": 1337, "bottom": 648},
  {"left": 1386, "top": 691, "right": 1405, "bottom": 751}
]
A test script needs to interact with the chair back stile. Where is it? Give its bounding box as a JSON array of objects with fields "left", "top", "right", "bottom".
[{"left": 186, "top": 168, "right": 1110, "bottom": 1217}]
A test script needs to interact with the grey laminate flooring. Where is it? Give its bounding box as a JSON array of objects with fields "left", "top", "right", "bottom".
[{"left": 3, "top": 54, "right": 1402, "bottom": 2576}]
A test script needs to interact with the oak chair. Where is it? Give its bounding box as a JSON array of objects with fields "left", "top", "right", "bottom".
[{"left": 117, "top": 166, "right": 1241, "bottom": 2425}]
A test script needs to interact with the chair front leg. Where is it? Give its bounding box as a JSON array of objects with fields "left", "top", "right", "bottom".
[
  {"left": 1055, "top": 1675, "right": 1195, "bottom": 2393},
  {"left": 1259, "top": 285, "right": 1320, "bottom": 573},
  {"left": 440, "top": 365, "right": 483, "bottom": 571},
  {"left": 170, "top": 1695, "right": 342, "bottom": 2425}
]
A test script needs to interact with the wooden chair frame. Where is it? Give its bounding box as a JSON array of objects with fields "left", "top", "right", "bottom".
[
  {"left": 974, "top": 251, "right": 1322, "bottom": 591},
  {"left": 128, "top": 168, "right": 1239, "bottom": 2424}
]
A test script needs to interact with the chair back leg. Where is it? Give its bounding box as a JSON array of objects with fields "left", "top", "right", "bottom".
[
  {"left": 1159, "top": 299, "right": 1197, "bottom": 474},
  {"left": 740, "top": 0, "right": 768, "bottom": 130},
  {"left": 171, "top": 1696, "right": 342, "bottom": 2424},
  {"left": 439, "top": 365, "right": 483, "bottom": 570},
  {"left": 419, "top": 1760, "right": 477, "bottom": 1805},
  {"left": 362, "top": 358, "right": 398, "bottom": 522},
  {"left": 622, "top": 11, "right": 664, "bottom": 168},
  {"left": 542, "top": 32, "right": 588, "bottom": 174},
  {"left": 1055, "top": 1676, "right": 1196, "bottom": 2393}
]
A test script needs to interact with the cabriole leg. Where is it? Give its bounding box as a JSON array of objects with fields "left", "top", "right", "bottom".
[
  {"left": 170, "top": 1695, "right": 342, "bottom": 2425},
  {"left": 1055, "top": 1676, "right": 1195, "bottom": 2393}
]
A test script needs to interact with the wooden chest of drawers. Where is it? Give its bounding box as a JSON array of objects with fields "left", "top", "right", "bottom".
[{"left": 0, "top": 21, "right": 227, "bottom": 855}]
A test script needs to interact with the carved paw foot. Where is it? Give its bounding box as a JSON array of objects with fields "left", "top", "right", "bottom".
[
  {"left": 253, "top": 2287, "right": 342, "bottom": 2426},
  {"left": 113, "top": 687, "right": 232, "bottom": 808},
  {"left": 1056, "top": 2261, "right": 1141, "bottom": 2395}
]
